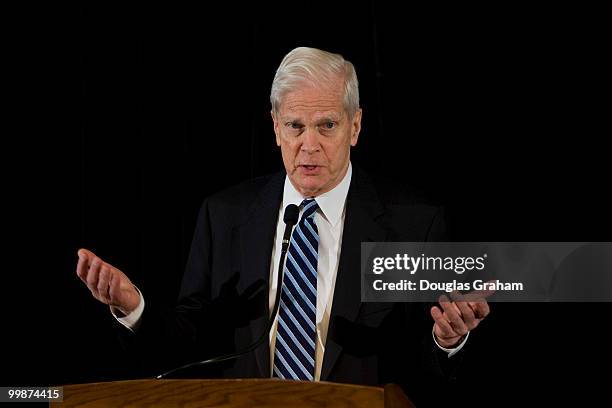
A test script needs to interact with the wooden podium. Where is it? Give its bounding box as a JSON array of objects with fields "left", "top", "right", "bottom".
[{"left": 51, "top": 379, "right": 415, "bottom": 407}]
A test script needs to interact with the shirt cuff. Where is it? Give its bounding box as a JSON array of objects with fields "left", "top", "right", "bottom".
[
  {"left": 432, "top": 328, "right": 469, "bottom": 358},
  {"left": 110, "top": 286, "right": 144, "bottom": 332}
]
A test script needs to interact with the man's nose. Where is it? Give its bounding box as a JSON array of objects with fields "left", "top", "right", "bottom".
[{"left": 300, "top": 127, "right": 320, "bottom": 153}]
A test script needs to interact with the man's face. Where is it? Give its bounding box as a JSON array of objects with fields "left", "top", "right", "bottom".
[{"left": 272, "top": 80, "right": 362, "bottom": 197}]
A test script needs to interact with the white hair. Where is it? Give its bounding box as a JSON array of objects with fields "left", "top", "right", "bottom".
[{"left": 270, "top": 47, "right": 360, "bottom": 118}]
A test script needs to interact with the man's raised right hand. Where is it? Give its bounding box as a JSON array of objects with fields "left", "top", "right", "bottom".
[{"left": 76, "top": 248, "right": 140, "bottom": 316}]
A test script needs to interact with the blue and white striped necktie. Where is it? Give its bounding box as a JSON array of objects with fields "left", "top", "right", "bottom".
[{"left": 273, "top": 198, "right": 319, "bottom": 381}]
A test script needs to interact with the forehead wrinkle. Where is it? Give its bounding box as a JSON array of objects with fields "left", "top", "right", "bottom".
[
  {"left": 282, "top": 110, "right": 344, "bottom": 124},
  {"left": 283, "top": 85, "right": 342, "bottom": 107},
  {"left": 283, "top": 101, "right": 344, "bottom": 121},
  {"left": 280, "top": 86, "right": 345, "bottom": 122},
  {"left": 285, "top": 98, "right": 340, "bottom": 110}
]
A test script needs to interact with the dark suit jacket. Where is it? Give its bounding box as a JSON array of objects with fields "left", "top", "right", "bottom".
[{"left": 122, "top": 166, "right": 461, "bottom": 404}]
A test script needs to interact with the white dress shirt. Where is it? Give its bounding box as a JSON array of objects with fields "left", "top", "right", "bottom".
[{"left": 114, "top": 162, "right": 467, "bottom": 380}]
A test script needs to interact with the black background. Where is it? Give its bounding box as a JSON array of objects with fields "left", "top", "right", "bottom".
[{"left": 5, "top": 2, "right": 610, "bottom": 406}]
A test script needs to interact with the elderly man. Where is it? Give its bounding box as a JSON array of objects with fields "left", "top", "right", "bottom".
[{"left": 77, "top": 46, "right": 489, "bottom": 403}]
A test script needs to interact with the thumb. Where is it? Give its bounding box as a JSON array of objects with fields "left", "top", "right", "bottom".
[
  {"left": 108, "top": 269, "right": 123, "bottom": 301},
  {"left": 109, "top": 268, "right": 139, "bottom": 313}
]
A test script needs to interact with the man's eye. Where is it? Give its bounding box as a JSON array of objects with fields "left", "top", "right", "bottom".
[
  {"left": 323, "top": 122, "right": 336, "bottom": 129},
  {"left": 286, "top": 122, "right": 302, "bottom": 130}
]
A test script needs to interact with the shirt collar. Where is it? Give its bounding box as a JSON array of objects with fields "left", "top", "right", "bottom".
[{"left": 282, "top": 162, "right": 352, "bottom": 227}]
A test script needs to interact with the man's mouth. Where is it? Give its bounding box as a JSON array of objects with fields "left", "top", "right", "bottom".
[
  {"left": 297, "top": 164, "right": 322, "bottom": 174},
  {"left": 301, "top": 165, "right": 318, "bottom": 170}
]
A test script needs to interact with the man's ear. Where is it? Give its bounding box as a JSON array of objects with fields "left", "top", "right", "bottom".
[
  {"left": 350, "top": 108, "right": 362, "bottom": 147},
  {"left": 271, "top": 111, "right": 281, "bottom": 147}
]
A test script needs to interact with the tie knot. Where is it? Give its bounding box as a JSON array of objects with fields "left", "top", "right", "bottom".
[{"left": 300, "top": 199, "right": 318, "bottom": 220}]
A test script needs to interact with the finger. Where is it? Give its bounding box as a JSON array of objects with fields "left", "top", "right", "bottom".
[
  {"left": 97, "top": 265, "right": 111, "bottom": 303},
  {"left": 438, "top": 294, "right": 451, "bottom": 307},
  {"left": 437, "top": 294, "right": 454, "bottom": 318},
  {"left": 463, "top": 291, "right": 494, "bottom": 302},
  {"left": 108, "top": 268, "right": 122, "bottom": 303},
  {"left": 437, "top": 294, "right": 456, "bottom": 317},
  {"left": 448, "top": 291, "right": 467, "bottom": 311},
  {"left": 86, "top": 257, "right": 103, "bottom": 294},
  {"left": 455, "top": 301, "right": 480, "bottom": 330},
  {"left": 439, "top": 296, "right": 469, "bottom": 336},
  {"left": 470, "top": 300, "right": 491, "bottom": 319},
  {"left": 456, "top": 302, "right": 478, "bottom": 329},
  {"left": 431, "top": 306, "right": 455, "bottom": 338},
  {"left": 464, "top": 280, "right": 497, "bottom": 301},
  {"left": 449, "top": 292, "right": 477, "bottom": 329},
  {"left": 76, "top": 250, "right": 89, "bottom": 282},
  {"left": 78, "top": 248, "right": 97, "bottom": 265}
]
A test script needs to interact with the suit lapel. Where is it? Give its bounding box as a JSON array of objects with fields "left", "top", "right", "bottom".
[
  {"left": 233, "top": 171, "right": 285, "bottom": 378},
  {"left": 321, "top": 167, "right": 387, "bottom": 381}
]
